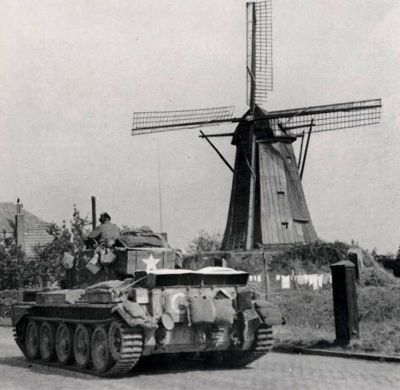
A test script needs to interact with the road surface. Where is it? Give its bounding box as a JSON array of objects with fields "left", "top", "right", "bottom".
[{"left": 0, "top": 326, "right": 399, "bottom": 390}]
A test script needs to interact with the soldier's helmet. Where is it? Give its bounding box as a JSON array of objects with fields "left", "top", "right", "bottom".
[{"left": 99, "top": 212, "right": 111, "bottom": 223}]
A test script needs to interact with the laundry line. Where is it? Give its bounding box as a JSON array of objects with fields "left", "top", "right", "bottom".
[{"left": 275, "top": 273, "right": 332, "bottom": 290}]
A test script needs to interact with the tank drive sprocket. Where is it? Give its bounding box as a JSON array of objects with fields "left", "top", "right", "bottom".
[{"left": 203, "top": 324, "right": 274, "bottom": 368}]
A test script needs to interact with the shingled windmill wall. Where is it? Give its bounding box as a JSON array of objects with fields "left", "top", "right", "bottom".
[
  {"left": 222, "top": 139, "right": 252, "bottom": 250},
  {"left": 221, "top": 106, "right": 318, "bottom": 250}
]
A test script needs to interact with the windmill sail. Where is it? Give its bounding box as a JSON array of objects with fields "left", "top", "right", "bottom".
[
  {"left": 268, "top": 99, "right": 382, "bottom": 136},
  {"left": 247, "top": 0, "right": 273, "bottom": 106},
  {"left": 132, "top": 106, "right": 234, "bottom": 135}
]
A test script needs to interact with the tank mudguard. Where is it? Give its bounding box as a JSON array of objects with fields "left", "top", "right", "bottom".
[
  {"left": 254, "top": 300, "right": 284, "bottom": 326},
  {"left": 10, "top": 304, "right": 33, "bottom": 327},
  {"left": 111, "top": 300, "right": 157, "bottom": 333}
]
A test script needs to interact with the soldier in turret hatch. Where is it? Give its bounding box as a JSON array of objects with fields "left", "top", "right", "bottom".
[{"left": 86, "top": 212, "right": 121, "bottom": 247}]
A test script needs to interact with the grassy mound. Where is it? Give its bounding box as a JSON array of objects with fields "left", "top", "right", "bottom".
[
  {"left": 273, "top": 285, "right": 400, "bottom": 329},
  {"left": 272, "top": 285, "right": 400, "bottom": 356},
  {"left": 358, "top": 286, "right": 400, "bottom": 322},
  {"left": 271, "top": 290, "right": 334, "bottom": 330},
  {"left": 360, "top": 266, "right": 399, "bottom": 287},
  {"left": 351, "top": 320, "right": 400, "bottom": 355}
]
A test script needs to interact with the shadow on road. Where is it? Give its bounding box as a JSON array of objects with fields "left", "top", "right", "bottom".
[
  {"left": 0, "top": 354, "right": 254, "bottom": 380},
  {"left": 274, "top": 338, "right": 338, "bottom": 352},
  {"left": 0, "top": 355, "right": 99, "bottom": 380},
  {"left": 133, "top": 355, "right": 253, "bottom": 377}
]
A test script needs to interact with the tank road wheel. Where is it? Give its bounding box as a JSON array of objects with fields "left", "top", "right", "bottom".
[
  {"left": 55, "top": 323, "right": 73, "bottom": 365},
  {"left": 25, "top": 320, "right": 40, "bottom": 359},
  {"left": 39, "top": 322, "right": 56, "bottom": 361},
  {"left": 73, "top": 325, "right": 92, "bottom": 369},
  {"left": 91, "top": 326, "right": 112, "bottom": 374},
  {"left": 106, "top": 320, "right": 143, "bottom": 377}
]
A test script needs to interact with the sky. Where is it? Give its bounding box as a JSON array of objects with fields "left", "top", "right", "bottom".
[{"left": 1, "top": 0, "right": 399, "bottom": 254}]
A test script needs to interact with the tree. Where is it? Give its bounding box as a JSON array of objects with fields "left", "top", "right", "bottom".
[
  {"left": 33, "top": 205, "right": 90, "bottom": 286},
  {"left": 0, "top": 206, "right": 91, "bottom": 289},
  {"left": 186, "top": 230, "right": 222, "bottom": 254},
  {"left": 0, "top": 238, "right": 26, "bottom": 290},
  {"left": 33, "top": 224, "right": 73, "bottom": 286}
]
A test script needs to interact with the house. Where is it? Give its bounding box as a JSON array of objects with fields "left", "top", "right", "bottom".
[{"left": 0, "top": 201, "right": 53, "bottom": 258}]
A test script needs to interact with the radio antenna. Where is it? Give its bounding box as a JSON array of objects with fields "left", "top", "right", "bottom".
[{"left": 156, "top": 136, "right": 163, "bottom": 232}]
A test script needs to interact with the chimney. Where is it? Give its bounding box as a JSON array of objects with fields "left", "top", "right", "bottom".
[{"left": 15, "top": 198, "right": 25, "bottom": 249}]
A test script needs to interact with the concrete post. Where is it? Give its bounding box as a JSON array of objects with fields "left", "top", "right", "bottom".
[{"left": 330, "top": 260, "right": 359, "bottom": 346}]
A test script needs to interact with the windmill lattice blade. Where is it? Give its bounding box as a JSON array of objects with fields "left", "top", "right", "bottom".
[
  {"left": 267, "top": 99, "right": 382, "bottom": 136},
  {"left": 247, "top": 0, "right": 273, "bottom": 107},
  {"left": 131, "top": 106, "right": 235, "bottom": 135}
]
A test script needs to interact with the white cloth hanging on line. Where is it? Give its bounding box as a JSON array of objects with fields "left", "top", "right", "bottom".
[{"left": 281, "top": 275, "right": 291, "bottom": 289}]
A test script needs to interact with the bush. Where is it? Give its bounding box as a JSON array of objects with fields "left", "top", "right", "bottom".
[
  {"left": 0, "top": 240, "right": 28, "bottom": 289},
  {"left": 186, "top": 230, "right": 222, "bottom": 254},
  {"left": 269, "top": 241, "right": 350, "bottom": 274},
  {"left": 0, "top": 206, "right": 90, "bottom": 290},
  {"left": 33, "top": 224, "right": 75, "bottom": 286},
  {"left": 0, "top": 290, "right": 21, "bottom": 318},
  {"left": 32, "top": 206, "right": 89, "bottom": 287}
]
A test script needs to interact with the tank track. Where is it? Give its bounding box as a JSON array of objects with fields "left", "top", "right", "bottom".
[
  {"left": 13, "top": 317, "right": 143, "bottom": 377},
  {"left": 203, "top": 324, "right": 274, "bottom": 368},
  {"left": 106, "top": 321, "right": 143, "bottom": 377}
]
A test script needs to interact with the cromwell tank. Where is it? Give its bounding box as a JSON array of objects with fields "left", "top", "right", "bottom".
[{"left": 11, "top": 229, "right": 283, "bottom": 377}]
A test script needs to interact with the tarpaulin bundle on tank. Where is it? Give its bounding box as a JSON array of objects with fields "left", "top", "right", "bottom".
[
  {"left": 86, "top": 279, "right": 129, "bottom": 291},
  {"left": 85, "top": 279, "right": 133, "bottom": 302},
  {"left": 36, "top": 289, "right": 85, "bottom": 304},
  {"left": 110, "top": 297, "right": 158, "bottom": 331},
  {"left": 119, "top": 227, "right": 169, "bottom": 248},
  {"left": 117, "top": 299, "right": 157, "bottom": 330},
  {"left": 236, "top": 286, "right": 254, "bottom": 311},
  {"left": 188, "top": 297, "right": 235, "bottom": 325},
  {"left": 254, "top": 300, "right": 284, "bottom": 326}
]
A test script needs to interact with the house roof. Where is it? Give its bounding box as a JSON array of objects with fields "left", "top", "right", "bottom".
[{"left": 0, "top": 202, "right": 50, "bottom": 233}]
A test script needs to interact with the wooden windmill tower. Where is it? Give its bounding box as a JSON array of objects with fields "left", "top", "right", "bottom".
[{"left": 131, "top": 1, "right": 382, "bottom": 251}]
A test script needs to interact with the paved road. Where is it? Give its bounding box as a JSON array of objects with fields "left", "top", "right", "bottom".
[{"left": 0, "top": 326, "right": 399, "bottom": 390}]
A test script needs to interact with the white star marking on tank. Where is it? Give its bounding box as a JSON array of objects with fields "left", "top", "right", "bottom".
[{"left": 142, "top": 254, "right": 161, "bottom": 272}]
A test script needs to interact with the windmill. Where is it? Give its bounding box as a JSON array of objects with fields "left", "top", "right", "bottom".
[{"left": 131, "top": 1, "right": 382, "bottom": 252}]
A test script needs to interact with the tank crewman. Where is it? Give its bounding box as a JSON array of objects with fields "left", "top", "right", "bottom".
[{"left": 86, "top": 212, "right": 121, "bottom": 247}]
